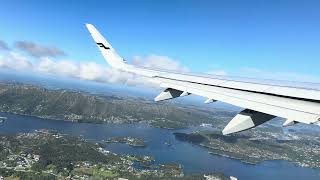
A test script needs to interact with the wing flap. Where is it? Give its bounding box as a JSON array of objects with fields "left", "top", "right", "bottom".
[
  {"left": 222, "top": 109, "right": 275, "bottom": 135},
  {"left": 154, "top": 88, "right": 184, "bottom": 101}
]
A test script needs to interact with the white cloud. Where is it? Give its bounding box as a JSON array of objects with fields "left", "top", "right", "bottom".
[
  {"left": 132, "top": 55, "right": 189, "bottom": 72},
  {"left": 36, "top": 57, "right": 140, "bottom": 85},
  {"left": 0, "top": 52, "right": 166, "bottom": 88},
  {"left": 0, "top": 40, "right": 10, "bottom": 51},
  {"left": 238, "top": 67, "right": 320, "bottom": 82},
  {"left": 1, "top": 40, "right": 320, "bottom": 89},
  {"left": 206, "top": 67, "right": 320, "bottom": 83},
  {"left": 37, "top": 58, "right": 78, "bottom": 77},
  {"left": 78, "top": 62, "right": 105, "bottom": 81},
  {"left": 15, "top": 41, "right": 66, "bottom": 58},
  {"left": 0, "top": 52, "right": 33, "bottom": 70},
  {"left": 207, "top": 70, "right": 228, "bottom": 76}
]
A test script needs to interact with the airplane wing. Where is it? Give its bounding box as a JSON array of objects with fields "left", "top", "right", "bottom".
[{"left": 86, "top": 24, "right": 320, "bottom": 135}]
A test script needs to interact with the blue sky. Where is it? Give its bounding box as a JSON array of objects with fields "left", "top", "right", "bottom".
[{"left": 1, "top": 0, "right": 320, "bottom": 81}]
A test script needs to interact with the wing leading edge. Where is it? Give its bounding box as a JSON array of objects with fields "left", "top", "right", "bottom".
[{"left": 86, "top": 24, "right": 320, "bottom": 135}]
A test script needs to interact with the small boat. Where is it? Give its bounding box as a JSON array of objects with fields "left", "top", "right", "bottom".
[{"left": 0, "top": 116, "right": 7, "bottom": 123}]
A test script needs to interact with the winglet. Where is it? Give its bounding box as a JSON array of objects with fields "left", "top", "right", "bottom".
[{"left": 86, "top": 24, "right": 126, "bottom": 69}]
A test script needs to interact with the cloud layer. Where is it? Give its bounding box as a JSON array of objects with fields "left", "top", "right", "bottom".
[
  {"left": 0, "top": 40, "right": 10, "bottom": 51},
  {"left": 0, "top": 52, "right": 32, "bottom": 70},
  {"left": 15, "top": 41, "right": 66, "bottom": 58},
  {"left": 1, "top": 39, "right": 320, "bottom": 89},
  {"left": 0, "top": 40, "right": 188, "bottom": 88},
  {"left": 132, "top": 55, "right": 189, "bottom": 72},
  {"left": 231, "top": 67, "right": 320, "bottom": 83},
  {"left": 207, "top": 70, "right": 228, "bottom": 76}
]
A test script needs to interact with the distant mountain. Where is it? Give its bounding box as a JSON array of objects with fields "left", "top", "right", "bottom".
[{"left": 0, "top": 83, "right": 234, "bottom": 129}]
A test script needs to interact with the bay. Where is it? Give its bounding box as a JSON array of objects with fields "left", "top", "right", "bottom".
[{"left": 0, "top": 112, "right": 320, "bottom": 179}]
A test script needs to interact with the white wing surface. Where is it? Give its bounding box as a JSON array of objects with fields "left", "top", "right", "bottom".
[{"left": 86, "top": 24, "right": 320, "bottom": 135}]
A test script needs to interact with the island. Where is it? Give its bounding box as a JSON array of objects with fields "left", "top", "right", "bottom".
[
  {"left": 104, "top": 137, "right": 146, "bottom": 147},
  {"left": 0, "top": 129, "right": 230, "bottom": 179}
]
